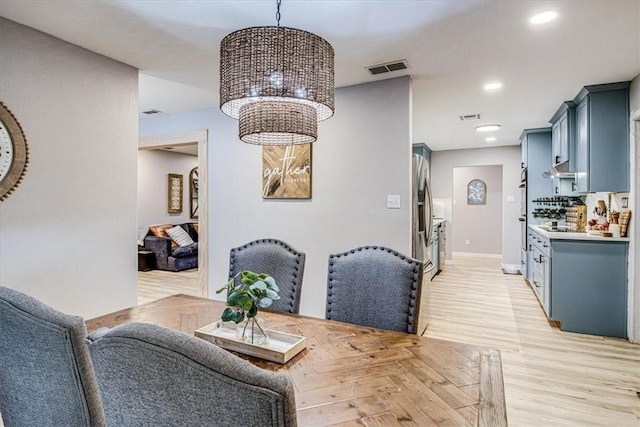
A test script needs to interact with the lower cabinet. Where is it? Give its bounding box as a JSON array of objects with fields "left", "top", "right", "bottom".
[
  {"left": 430, "top": 223, "right": 439, "bottom": 280},
  {"left": 551, "top": 240, "right": 628, "bottom": 338},
  {"left": 529, "top": 230, "right": 551, "bottom": 317},
  {"left": 526, "top": 227, "right": 628, "bottom": 338}
]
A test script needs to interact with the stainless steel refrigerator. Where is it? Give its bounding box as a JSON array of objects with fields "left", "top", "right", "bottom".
[{"left": 412, "top": 153, "right": 434, "bottom": 272}]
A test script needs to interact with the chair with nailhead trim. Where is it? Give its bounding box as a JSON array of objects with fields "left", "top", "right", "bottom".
[
  {"left": 229, "top": 239, "right": 306, "bottom": 314},
  {"left": 325, "top": 246, "right": 424, "bottom": 334}
]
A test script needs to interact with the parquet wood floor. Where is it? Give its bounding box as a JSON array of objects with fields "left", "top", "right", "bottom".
[
  {"left": 421, "top": 254, "right": 640, "bottom": 426},
  {"left": 86, "top": 294, "right": 507, "bottom": 426}
]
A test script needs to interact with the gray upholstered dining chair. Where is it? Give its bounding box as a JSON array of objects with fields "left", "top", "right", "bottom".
[
  {"left": 87, "top": 322, "right": 297, "bottom": 426},
  {"left": 0, "top": 286, "right": 106, "bottom": 426},
  {"left": 229, "top": 238, "right": 305, "bottom": 314},
  {"left": 325, "top": 245, "right": 424, "bottom": 334}
]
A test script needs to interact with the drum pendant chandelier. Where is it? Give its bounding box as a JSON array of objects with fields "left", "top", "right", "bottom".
[{"left": 219, "top": 0, "right": 334, "bottom": 145}]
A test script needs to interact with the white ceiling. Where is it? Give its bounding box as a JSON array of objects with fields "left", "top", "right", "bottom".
[{"left": 1, "top": 0, "right": 638, "bottom": 151}]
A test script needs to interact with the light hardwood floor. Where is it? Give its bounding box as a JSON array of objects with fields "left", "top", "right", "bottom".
[
  {"left": 421, "top": 254, "right": 640, "bottom": 426},
  {"left": 136, "top": 257, "right": 640, "bottom": 426},
  {"left": 138, "top": 268, "right": 201, "bottom": 305}
]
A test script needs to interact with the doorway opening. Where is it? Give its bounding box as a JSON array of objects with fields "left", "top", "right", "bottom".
[{"left": 137, "top": 130, "right": 209, "bottom": 304}]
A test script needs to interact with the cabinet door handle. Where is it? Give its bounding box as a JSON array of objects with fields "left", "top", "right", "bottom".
[
  {"left": 543, "top": 244, "right": 548, "bottom": 248},
  {"left": 571, "top": 182, "right": 576, "bottom": 192},
  {"left": 555, "top": 155, "right": 560, "bottom": 164},
  {"left": 555, "top": 186, "right": 559, "bottom": 195},
  {"left": 533, "top": 280, "right": 541, "bottom": 288}
]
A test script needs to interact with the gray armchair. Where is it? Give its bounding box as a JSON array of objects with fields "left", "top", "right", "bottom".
[
  {"left": 0, "top": 286, "right": 105, "bottom": 426},
  {"left": 87, "top": 322, "right": 297, "bottom": 426},
  {"left": 325, "top": 245, "right": 424, "bottom": 334},
  {"left": 229, "top": 238, "right": 305, "bottom": 314}
]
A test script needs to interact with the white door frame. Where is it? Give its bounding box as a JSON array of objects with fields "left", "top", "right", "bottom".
[
  {"left": 139, "top": 130, "right": 209, "bottom": 298},
  {"left": 629, "top": 115, "right": 639, "bottom": 343}
]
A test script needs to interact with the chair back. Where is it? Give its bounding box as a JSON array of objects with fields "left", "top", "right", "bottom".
[
  {"left": 87, "top": 322, "right": 297, "bottom": 426},
  {"left": 326, "top": 246, "right": 424, "bottom": 334},
  {"left": 0, "top": 286, "right": 105, "bottom": 426},
  {"left": 229, "top": 239, "right": 305, "bottom": 314}
]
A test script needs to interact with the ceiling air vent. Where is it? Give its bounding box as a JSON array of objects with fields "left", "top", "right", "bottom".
[
  {"left": 366, "top": 60, "right": 409, "bottom": 75},
  {"left": 458, "top": 113, "right": 482, "bottom": 121},
  {"left": 142, "top": 109, "right": 163, "bottom": 115}
]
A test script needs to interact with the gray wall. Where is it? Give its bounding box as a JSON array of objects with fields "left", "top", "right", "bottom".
[
  {"left": 431, "top": 145, "right": 521, "bottom": 266},
  {"left": 452, "top": 165, "right": 503, "bottom": 255},
  {"left": 139, "top": 76, "right": 413, "bottom": 318},
  {"left": 0, "top": 18, "right": 139, "bottom": 318},
  {"left": 138, "top": 149, "right": 198, "bottom": 228}
]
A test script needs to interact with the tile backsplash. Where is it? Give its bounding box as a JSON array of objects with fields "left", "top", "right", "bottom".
[{"left": 583, "top": 192, "right": 630, "bottom": 223}]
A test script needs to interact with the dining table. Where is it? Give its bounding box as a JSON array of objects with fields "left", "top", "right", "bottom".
[{"left": 86, "top": 294, "right": 507, "bottom": 427}]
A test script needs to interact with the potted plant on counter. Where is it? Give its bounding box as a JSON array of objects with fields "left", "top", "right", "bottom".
[{"left": 216, "top": 270, "right": 279, "bottom": 345}]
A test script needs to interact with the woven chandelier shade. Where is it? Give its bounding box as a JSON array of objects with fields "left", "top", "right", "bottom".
[
  {"left": 239, "top": 102, "right": 317, "bottom": 145},
  {"left": 220, "top": 25, "right": 334, "bottom": 145}
]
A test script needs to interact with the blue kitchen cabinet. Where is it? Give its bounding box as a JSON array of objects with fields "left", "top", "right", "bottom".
[
  {"left": 574, "top": 82, "right": 630, "bottom": 193},
  {"left": 520, "top": 128, "right": 553, "bottom": 225},
  {"left": 430, "top": 222, "right": 439, "bottom": 280},
  {"left": 551, "top": 240, "right": 628, "bottom": 338},
  {"left": 549, "top": 101, "right": 575, "bottom": 168},
  {"left": 520, "top": 128, "right": 552, "bottom": 280},
  {"left": 549, "top": 101, "right": 578, "bottom": 196}
]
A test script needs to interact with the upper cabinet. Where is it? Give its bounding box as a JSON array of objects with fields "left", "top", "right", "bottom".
[
  {"left": 549, "top": 101, "right": 575, "bottom": 168},
  {"left": 549, "top": 101, "right": 578, "bottom": 196},
  {"left": 574, "top": 82, "right": 630, "bottom": 193}
]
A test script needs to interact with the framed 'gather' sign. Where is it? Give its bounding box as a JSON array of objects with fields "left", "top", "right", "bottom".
[{"left": 262, "top": 144, "right": 312, "bottom": 199}]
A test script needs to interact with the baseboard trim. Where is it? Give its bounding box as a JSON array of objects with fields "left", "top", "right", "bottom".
[{"left": 452, "top": 251, "right": 502, "bottom": 259}]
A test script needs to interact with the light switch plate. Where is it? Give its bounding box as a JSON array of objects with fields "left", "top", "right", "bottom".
[{"left": 387, "top": 195, "right": 401, "bottom": 209}]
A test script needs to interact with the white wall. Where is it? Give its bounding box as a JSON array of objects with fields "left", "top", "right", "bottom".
[
  {"left": 139, "top": 76, "right": 412, "bottom": 318},
  {"left": 452, "top": 165, "right": 503, "bottom": 255},
  {"left": 138, "top": 149, "right": 198, "bottom": 227},
  {"left": 431, "top": 145, "right": 521, "bottom": 266},
  {"left": 0, "top": 18, "right": 138, "bottom": 318}
]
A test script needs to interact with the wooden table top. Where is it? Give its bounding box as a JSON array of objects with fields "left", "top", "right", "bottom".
[{"left": 86, "top": 294, "right": 507, "bottom": 427}]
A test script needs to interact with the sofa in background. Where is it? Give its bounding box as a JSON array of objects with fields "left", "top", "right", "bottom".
[{"left": 142, "top": 223, "right": 198, "bottom": 272}]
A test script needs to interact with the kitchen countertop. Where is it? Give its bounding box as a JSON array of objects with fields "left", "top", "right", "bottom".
[{"left": 529, "top": 225, "right": 630, "bottom": 242}]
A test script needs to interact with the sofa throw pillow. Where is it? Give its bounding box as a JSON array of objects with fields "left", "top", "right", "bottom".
[
  {"left": 149, "top": 224, "right": 173, "bottom": 238},
  {"left": 149, "top": 223, "right": 178, "bottom": 248},
  {"left": 167, "top": 225, "right": 194, "bottom": 247},
  {"left": 137, "top": 226, "right": 149, "bottom": 247}
]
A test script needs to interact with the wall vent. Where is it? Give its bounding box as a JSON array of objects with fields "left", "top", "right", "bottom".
[
  {"left": 458, "top": 113, "right": 482, "bottom": 121},
  {"left": 366, "top": 60, "right": 409, "bottom": 75},
  {"left": 142, "top": 109, "right": 163, "bottom": 115}
]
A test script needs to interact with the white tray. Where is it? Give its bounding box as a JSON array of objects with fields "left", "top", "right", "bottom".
[{"left": 195, "top": 321, "right": 307, "bottom": 364}]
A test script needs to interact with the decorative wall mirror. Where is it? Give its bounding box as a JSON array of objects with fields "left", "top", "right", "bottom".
[
  {"left": 190, "top": 167, "right": 199, "bottom": 219},
  {"left": 467, "top": 179, "right": 486, "bottom": 205}
]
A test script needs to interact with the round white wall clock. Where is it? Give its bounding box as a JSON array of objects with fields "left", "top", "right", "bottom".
[{"left": 0, "top": 101, "right": 29, "bottom": 201}]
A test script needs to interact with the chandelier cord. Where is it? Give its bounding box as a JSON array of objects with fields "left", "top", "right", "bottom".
[{"left": 276, "top": 0, "right": 281, "bottom": 27}]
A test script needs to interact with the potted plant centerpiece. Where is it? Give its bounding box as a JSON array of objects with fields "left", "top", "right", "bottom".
[{"left": 216, "top": 270, "right": 279, "bottom": 345}]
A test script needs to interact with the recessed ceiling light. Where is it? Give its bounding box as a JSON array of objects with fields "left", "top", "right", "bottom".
[
  {"left": 530, "top": 11, "right": 557, "bottom": 25},
  {"left": 476, "top": 124, "right": 501, "bottom": 132},
  {"left": 485, "top": 137, "right": 497, "bottom": 142},
  {"left": 483, "top": 82, "right": 502, "bottom": 91}
]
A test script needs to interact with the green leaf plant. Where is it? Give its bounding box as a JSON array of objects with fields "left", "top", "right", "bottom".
[{"left": 216, "top": 271, "right": 280, "bottom": 338}]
